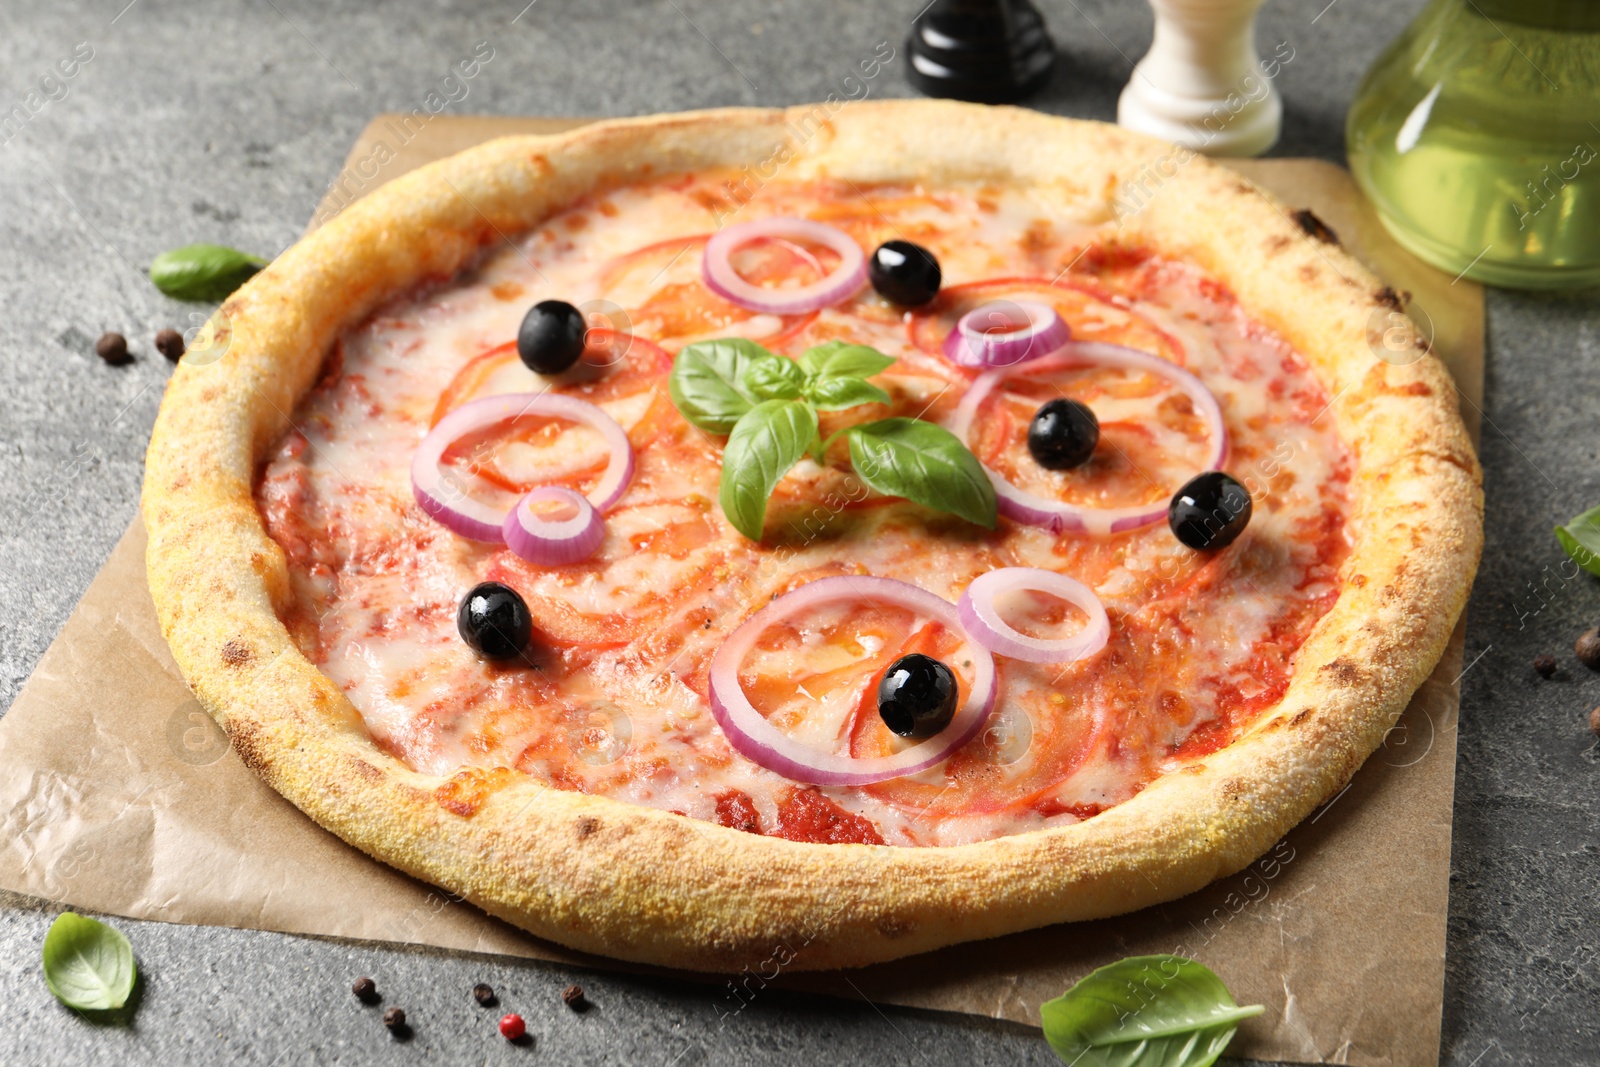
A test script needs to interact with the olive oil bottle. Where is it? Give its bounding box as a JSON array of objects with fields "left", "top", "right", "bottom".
[{"left": 1347, "top": 0, "right": 1600, "bottom": 289}]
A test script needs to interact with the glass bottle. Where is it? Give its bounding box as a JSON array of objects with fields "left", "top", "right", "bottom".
[{"left": 1346, "top": 0, "right": 1600, "bottom": 289}]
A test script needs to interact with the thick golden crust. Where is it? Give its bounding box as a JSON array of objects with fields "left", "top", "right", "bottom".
[{"left": 142, "top": 101, "right": 1481, "bottom": 971}]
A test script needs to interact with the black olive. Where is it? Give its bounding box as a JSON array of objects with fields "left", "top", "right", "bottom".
[
  {"left": 457, "top": 582, "right": 532, "bottom": 661},
  {"left": 517, "top": 299, "right": 586, "bottom": 374},
  {"left": 868, "top": 240, "right": 941, "bottom": 306},
  {"left": 1027, "top": 398, "right": 1099, "bottom": 470},
  {"left": 1168, "top": 471, "right": 1252, "bottom": 550},
  {"left": 877, "top": 653, "right": 958, "bottom": 738}
]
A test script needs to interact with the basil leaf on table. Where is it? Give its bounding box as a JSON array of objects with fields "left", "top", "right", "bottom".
[
  {"left": 1556, "top": 504, "right": 1600, "bottom": 578},
  {"left": 798, "top": 340, "right": 896, "bottom": 381},
  {"left": 746, "top": 354, "right": 806, "bottom": 401},
  {"left": 845, "top": 417, "right": 997, "bottom": 529},
  {"left": 669, "top": 338, "right": 769, "bottom": 433},
  {"left": 148, "top": 243, "right": 266, "bottom": 302},
  {"left": 807, "top": 376, "right": 891, "bottom": 411},
  {"left": 1040, "top": 955, "right": 1262, "bottom": 1067},
  {"left": 719, "top": 400, "right": 819, "bottom": 541},
  {"left": 41, "top": 913, "right": 136, "bottom": 1011}
]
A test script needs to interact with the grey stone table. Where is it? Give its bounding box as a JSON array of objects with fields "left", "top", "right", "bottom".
[{"left": 0, "top": 1, "right": 1595, "bottom": 1063}]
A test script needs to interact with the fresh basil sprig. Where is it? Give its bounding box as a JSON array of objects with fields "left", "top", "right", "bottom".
[
  {"left": 1556, "top": 504, "right": 1600, "bottom": 577},
  {"left": 842, "top": 417, "right": 995, "bottom": 529},
  {"left": 149, "top": 243, "right": 267, "bottom": 302},
  {"left": 1041, "top": 954, "right": 1262, "bottom": 1067},
  {"left": 720, "top": 399, "right": 819, "bottom": 540},
  {"left": 41, "top": 912, "right": 137, "bottom": 1012},
  {"left": 669, "top": 338, "right": 996, "bottom": 540}
]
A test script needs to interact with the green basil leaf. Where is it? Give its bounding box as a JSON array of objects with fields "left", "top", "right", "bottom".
[
  {"left": 719, "top": 400, "right": 818, "bottom": 541},
  {"left": 148, "top": 243, "right": 267, "bottom": 302},
  {"left": 845, "top": 418, "right": 996, "bottom": 529},
  {"left": 1040, "top": 955, "right": 1263, "bottom": 1067},
  {"left": 669, "top": 339, "right": 771, "bottom": 433},
  {"left": 1556, "top": 504, "right": 1600, "bottom": 578},
  {"left": 798, "top": 340, "right": 896, "bottom": 381},
  {"left": 747, "top": 355, "right": 806, "bottom": 401},
  {"left": 807, "top": 376, "right": 892, "bottom": 411},
  {"left": 41, "top": 913, "right": 136, "bottom": 1011}
]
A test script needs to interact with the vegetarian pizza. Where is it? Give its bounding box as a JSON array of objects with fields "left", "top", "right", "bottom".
[{"left": 142, "top": 102, "right": 1481, "bottom": 971}]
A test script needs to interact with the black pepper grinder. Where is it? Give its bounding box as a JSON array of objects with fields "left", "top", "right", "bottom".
[{"left": 907, "top": 0, "right": 1056, "bottom": 104}]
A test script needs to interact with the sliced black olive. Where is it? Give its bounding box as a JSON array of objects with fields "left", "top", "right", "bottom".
[
  {"left": 877, "top": 652, "right": 958, "bottom": 738},
  {"left": 517, "top": 299, "right": 586, "bottom": 375},
  {"left": 457, "top": 581, "right": 533, "bottom": 661},
  {"left": 1027, "top": 398, "right": 1099, "bottom": 470},
  {"left": 868, "top": 240, "right": 942, "bottom": 307},
  {"left": 1168, "top": 471, "right": 1252, "bottom": 550}
]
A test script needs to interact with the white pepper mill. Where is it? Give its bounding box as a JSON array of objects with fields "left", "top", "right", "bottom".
[{"left": 1116, "top": 0, "right": 1282, "bottom": 157}]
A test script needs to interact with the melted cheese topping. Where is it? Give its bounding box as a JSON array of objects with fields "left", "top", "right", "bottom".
[{"left": 256, "top": 174, "right": 1351, "bottom": 847}]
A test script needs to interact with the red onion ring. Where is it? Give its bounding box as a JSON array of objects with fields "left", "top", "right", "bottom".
[
  {"left": 948, "top": 341, "right": 1228, "bottom": 537},
  {"left": 942, "top": 299, "right": 1070, "bottom": 368},
  {"left": 708, "top": 576, "right": 997, "bottom": 786},
  {"left": 702, "top": 217, "right": 867, "bottom": 316},
  {"left": 411, "top": 392, "right": 634, "bottom": 542},
  {"left": 957, "top": 568, "right": 1109, "bottom": 663},
  {"left": 502, "top": 486, "right": 605, "bottom": 566}
]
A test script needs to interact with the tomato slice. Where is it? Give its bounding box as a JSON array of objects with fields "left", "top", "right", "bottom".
[
  {"left": 600, "top": 232, "right": 823, "bottom": 353},
  {"left": 427, "top": 329, "right": 672, "bottom": 500},
  {"left": 431, "top": 330, "right": 670, "bottom": 427},
  {"left": 908, "top": 276, "right": 1189, "bottom": 366},
  {"left": 845, "top": 617, "right": 1107, "bottom": 819},
  {"left": 484, "top": 501, "right": 728, "bottom": 651}
]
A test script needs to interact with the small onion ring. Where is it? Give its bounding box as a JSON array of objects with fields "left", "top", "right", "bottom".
[
  {"left": 702, "top": 217, "right": 867, "bottom": 316},
  {"left": 411, "top": 391, "right": 634, "bottom": 543},
  {"left": 708, "top": 575, "right": 997, "bottom": 786},
  {"left": 502, "top": 486, "right": 605, "bottom": 566},
  {"left": 948, "top": 341, "right": 1228, "bottom": 537},
  {"left": 957, "top": 568, "right": 1110, "bottom": 664},
  {"left": 942, "top": 299, "right": 1070, "bottom": 368}
]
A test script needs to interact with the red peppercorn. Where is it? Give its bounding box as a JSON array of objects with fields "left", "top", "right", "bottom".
[{"left": 499, "top": 1013, "right": 526, "bottom": 1040}]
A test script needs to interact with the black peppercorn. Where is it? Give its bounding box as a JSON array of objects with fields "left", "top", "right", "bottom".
[
  {"left": 562, "top": 984, "right": 589, "bottom": 1011},
  {"left": 1575, "top": 628, "right": 1600, "bottom": 670},
  {"left": 1533, "top": 654, "right": 1558, "bottom": 678},
  {"left": 155, "top": 328, "right": 185, "bottom": 361},
  {"left": 95, "top": 331, "right": 130, "bottom": 365},
  {"left": 352, "top": 976, "right": 378, "bottom": 1003},
  {"left": 473, "top": 983, "right": 497, "bottom": 1007},
  {"left": 383, "top": 1007, "right": 407, "bottom": 1031}
]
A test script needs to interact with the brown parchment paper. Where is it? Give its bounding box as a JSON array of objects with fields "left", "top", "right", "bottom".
[{"left": 0, "top": 114, "right": 1484, "bottom": 1067}]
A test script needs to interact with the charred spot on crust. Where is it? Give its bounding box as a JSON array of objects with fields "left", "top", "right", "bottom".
[
  {"left": 1265, "top": 234, "right": 1292, "bottom": 254},
  {"left": 1320, "top": 659, "right": 1362, "bottom": 687},
  {"left": 1374, "top": 286, "right": 1404, "bottom": 312},
  {"left": 349, "top": 757, "right": 383, "bottom": 782},
  {"left": 221, "top": 639, "right": 254, "bottom": 668},
  {"left": 876, "top": 916, "right": 914, "bottom": 940},
  {"left": 227, "top": 718, "right": 269, "bottom": 776},
  {"left": 1291, "top": 209, "right": 1339, "bottom": 245},
  {"left": 575, "top": 816, "right": 601, "bottom": 839},
  {"left": 1290, "top": 708, "right": 1315, "bottom": 727}
]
